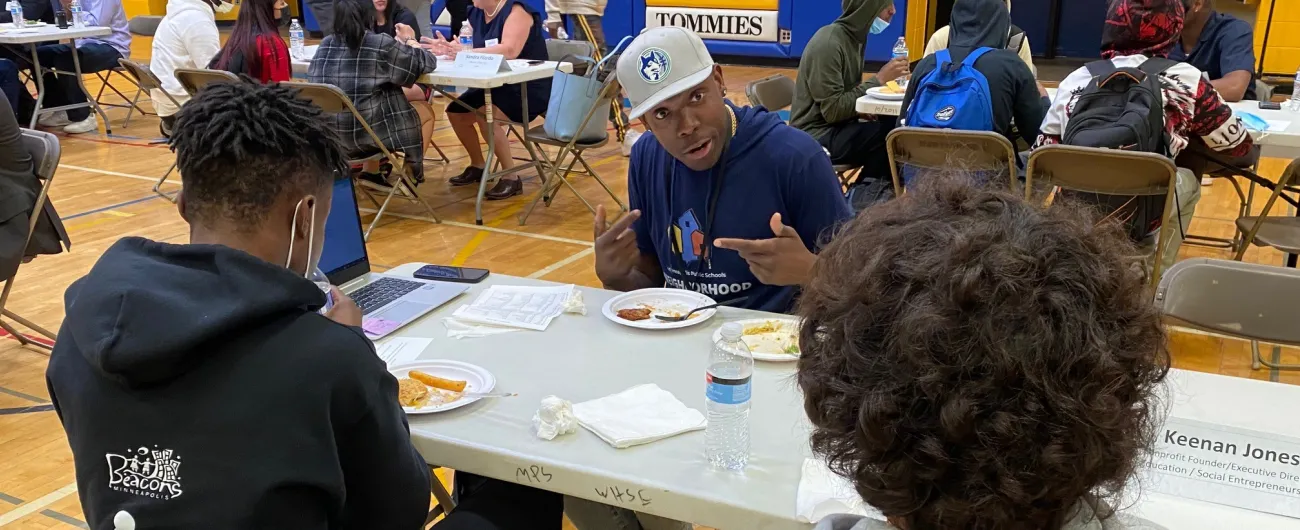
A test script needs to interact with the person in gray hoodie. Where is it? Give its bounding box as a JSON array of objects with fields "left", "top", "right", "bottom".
[{"left": 796, "top": 178, "right": 1171, "bottom": 530}]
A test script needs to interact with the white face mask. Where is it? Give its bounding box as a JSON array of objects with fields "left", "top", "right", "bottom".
[{"left": 213, "top": 0, "right": 234, "bottom": 13}]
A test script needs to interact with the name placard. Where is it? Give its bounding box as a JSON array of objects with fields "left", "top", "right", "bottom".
[
  {"left": 1142, "top": 417, "right": 1300, "bottom": 518},
  {"left": 453, "top": 52, "right": 510, "bottom": 75}
]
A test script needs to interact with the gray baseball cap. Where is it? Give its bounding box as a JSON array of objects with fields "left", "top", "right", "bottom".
[{"left": 616, "top": 26, "right": 716, "bottom": 120}]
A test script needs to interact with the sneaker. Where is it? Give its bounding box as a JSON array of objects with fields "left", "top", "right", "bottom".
[
  {"left": 449, "top": 166, "right": 485, "bottom": 186},
  {"left": 63, "top": 115, "right": 99, "bottom": 134},
  {"left": 621, "top": 129, "right": 643, "bottom": 157},
  {"left": 1201, "top": 176, "right": 1214, "bottom": 186},
  {"left": 38, "top": 111, "right": 70, "bottom": 128}
]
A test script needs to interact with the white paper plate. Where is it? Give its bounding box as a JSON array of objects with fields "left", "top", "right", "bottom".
[
  {"left": 712, "top": 318, "right": 802, "bottom": 362},
  {"left": 602, "top": 288, "right": 717, "bottom": 330},
  {"left": 389, "top": 360, "right": 495, "bottom": 414},
  {"left": 866, "top": 86, "right": 905, "bottom": 101}
]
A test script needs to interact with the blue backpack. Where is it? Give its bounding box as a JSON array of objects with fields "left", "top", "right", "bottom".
[{"left": 904, "top": 48, "right": 995, "bottom": 131}]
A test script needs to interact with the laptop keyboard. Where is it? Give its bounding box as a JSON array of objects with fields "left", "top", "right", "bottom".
[{"left": 351, "top": 277, "right": 425, "bottom": 315}]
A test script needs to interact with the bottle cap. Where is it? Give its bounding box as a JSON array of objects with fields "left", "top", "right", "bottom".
[{"left": 720, "top": 322, "right": 742, "bottom": 341}]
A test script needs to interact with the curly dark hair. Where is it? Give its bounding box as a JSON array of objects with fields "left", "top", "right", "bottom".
[
  {"left": 796, "top": 178, "right": 1170, "bottom": 530},
  {"left": 171, "top": 80, "right": 349, "bottom": 231}
]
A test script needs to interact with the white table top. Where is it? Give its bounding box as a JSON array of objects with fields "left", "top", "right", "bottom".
[
  {"left": 1228, "top": 100, "right": 1300, "bottom": 159},
  {"left": 855, "top": 87, "right": 1057, "bottom": 117},
  {"left": 291, "top": 47, "right": 569, "bottom": 89},
  {"left": 0, "top": 24, "right": 110, "bottom": 44},
  {"left": 383, "top": 264, "right": 1300, "bottom": 529}
]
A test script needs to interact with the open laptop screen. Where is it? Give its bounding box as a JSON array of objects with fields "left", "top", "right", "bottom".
[{"left": 320, "top": 177, "right": 370, "bottom": 285}]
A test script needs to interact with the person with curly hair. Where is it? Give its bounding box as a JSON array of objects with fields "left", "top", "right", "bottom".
[{"left": 796, "top": 178, "right": 1171, "bottom": 530}]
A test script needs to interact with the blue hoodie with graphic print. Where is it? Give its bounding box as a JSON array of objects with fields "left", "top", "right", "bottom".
[{"left": 629, "top": 102, "right": 853, "bottom": 314}]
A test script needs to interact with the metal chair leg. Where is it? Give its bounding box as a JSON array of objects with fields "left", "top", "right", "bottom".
[{"left": 154, "top": 162, "right": 177, "bottom": 201}]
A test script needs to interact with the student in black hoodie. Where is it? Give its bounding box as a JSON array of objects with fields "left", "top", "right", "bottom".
[
  {"left": 900, "top": 0, "right": 1050, "bottom": 148},
  {"left": 46, "top": 81, "right": 430, "bottom": 529}
]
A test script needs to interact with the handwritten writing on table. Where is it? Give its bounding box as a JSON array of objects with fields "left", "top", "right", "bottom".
[
  {"left": 515, "top": 465, "right": 553, "bottom": 484},
  {"left": 593, "top": 485, "right": 652, "bottom": 507}
]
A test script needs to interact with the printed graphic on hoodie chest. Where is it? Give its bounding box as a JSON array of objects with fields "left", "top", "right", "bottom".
[{"left": 107, "top": 446, "right": 184, "bottom": 500}]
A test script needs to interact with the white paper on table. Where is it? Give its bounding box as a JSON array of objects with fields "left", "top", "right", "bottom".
[
  {"left": 442, "top": 317, "right": 521, "bottom": 339},
  {"left": 796, "top": 458, "right": 886, "bottom": 524},
  {"left": 291, "top": 44, "right": 318, "bottom": 62},
  {"left": 1266, "top": 120, "right": 1291, "bottom": 132},
  {"left": 373, "top": 337, "right": 431, "bottom": 367},
  {"left": 451, "top": 284, "right": 574, "bottom": 331}
]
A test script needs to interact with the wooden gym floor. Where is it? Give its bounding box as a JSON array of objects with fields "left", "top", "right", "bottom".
[{"left": 1, "top": 37, "right": 1298, "bottom": 529}]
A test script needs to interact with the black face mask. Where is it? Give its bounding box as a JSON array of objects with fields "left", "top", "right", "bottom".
[{"left": 278, "top": 9, "right": 290, "bottom": 26}]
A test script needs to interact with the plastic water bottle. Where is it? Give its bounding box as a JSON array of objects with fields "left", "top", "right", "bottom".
[
  {"left": 69, "top": 0, "right": 83, "bottom": 28},
  {"left": 308, "top": 266, "right": 334, "bottom": 314},
  {"left": 1290, "top": 66, "right": 1300, "bottom": 112},
  {"left": 459, "top": 21, "right": 473, "bottom": 51},
  {"left": 892, "top": 36, "right": 910, "bottom": 88},
  {"left": 8, "top": 2, "right": 23, "bottom": 29},
  {"left": 706, "top": 322, "right": 753, "bottom": 471},
  {"left": 289, "top": 18, "right": 305, "bottom": 57}
]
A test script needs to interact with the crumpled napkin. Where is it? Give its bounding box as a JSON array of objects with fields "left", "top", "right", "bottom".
[
  {"left": 563, "top": 290, "right": 587, "bottom": 315},
  {"left": 796, "top": 458, "right": 886, "bottom": 523},
  {"left": 442, "top": 317, "right": 521, "bottom": 339},
  {"left": 533, "top": 395, "right": 578, "bottom": 440}
]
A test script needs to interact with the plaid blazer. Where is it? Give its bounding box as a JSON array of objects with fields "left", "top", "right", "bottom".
[{"left": 307, "top": 32, "right": 436, "bottom": 165}]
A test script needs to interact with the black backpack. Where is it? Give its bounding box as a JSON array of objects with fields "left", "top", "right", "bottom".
[{"left": 1061, "top": 58, "right": 1176, "bottom": 240}]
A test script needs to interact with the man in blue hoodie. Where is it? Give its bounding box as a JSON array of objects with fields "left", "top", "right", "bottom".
[
  {"left": 45, "top": 82, "right": 561, "bottom": 529},
  {"left": 595, "top": 27, "right": 853, "bottom": 315}
]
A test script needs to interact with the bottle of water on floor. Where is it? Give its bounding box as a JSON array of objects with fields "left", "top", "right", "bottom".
[
  {"left": 7, "top": 1, "right": 23, "bottom": 30},
  {"left": 1291, "top": 66, "right": 1300, "bottom": 112},
  {"left": 289, "top": 19, "right": 305, "bottom": 58},
  {"left": 706, "top": 322, "right": 752, "bottom": 471},
  {"left": 892, "top": 36, "right": 909, "bottom": 89},
  {"left": 69, "top": 0, "right": 83, "bottom": 28},
  {"left": 459, "top": 21, "right": 474, "bottom": 52}
]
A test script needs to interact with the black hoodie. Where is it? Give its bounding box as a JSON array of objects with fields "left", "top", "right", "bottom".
[
  {"left": 46, "top": 237, "right": 431, "bottom": 530},
  {"left": 900, "top": 0, "right": 1049, "bottom": 146}
]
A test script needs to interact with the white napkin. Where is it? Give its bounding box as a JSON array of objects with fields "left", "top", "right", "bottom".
[
  {"left": 796, "top": 458, "right": 886, "bottom": 523},
  {"left": 532, "top": 395, "right": 578, "bottom": 440},
  {"left": 572, "top": 384, "right": 706, "bottom": 449},
  {"left": 442, "top": 317, "right": 521, "bottom": 339}
]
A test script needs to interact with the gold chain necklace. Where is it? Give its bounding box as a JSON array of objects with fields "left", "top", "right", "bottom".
[
  {"left": 726, "top": 105, "right": 737, "bottom": 138},
  {"left": 485, "top": 0, "right": 507, "bottom": 18}
]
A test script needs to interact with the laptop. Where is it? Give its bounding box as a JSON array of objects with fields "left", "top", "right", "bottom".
[{"left": 320, "top": 177, "right": 468, "bottom": 339}]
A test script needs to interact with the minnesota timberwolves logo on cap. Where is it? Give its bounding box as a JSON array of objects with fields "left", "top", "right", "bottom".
[
  {"left": 934, "top": 105, "right": 956, "bottom": 122},
  {"left": 639, "top": 47, "right": 671, "bottom": 84}
]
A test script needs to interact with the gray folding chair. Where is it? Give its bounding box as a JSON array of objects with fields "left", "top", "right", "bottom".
[
  {"left": 283, "top": 81, "right": 440, "bottom": 238},
  {"left": 119, "top": 59, "right": 181, "bottom": 201},
  {"left": 518, "top": 71, "right": 627, "bottom": 225},
  {"left": 173, "top": 68, "right": 241, "bottom": 97},
  {"left": 90, "top": 16, "right": 164, "bottom": 128},
  {"left": 1157, "top": 258, "right": 1300, "bottom": 370},
  {"left": 1, "top": 129, "right": 64, "bottom": 351},
  {"left": 545, "top": 39, "right": 596, "bottom": 75},
  {"left": 1233, "top": 156, "right": 1300, "bottom": 261},
  {"left": 1026, "top": 145, "right": 1180, "bottom": 287},
  {"left": 745, "top": 74, "right": 860, "bottom": 187},
  {"left": 887, "top": 127, "right": 1018, "bottom": 196}
]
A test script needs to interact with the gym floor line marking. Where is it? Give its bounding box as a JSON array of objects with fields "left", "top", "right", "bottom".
[
  {"left": 527, "top": 247, "right": 594, "bottom": 279},
  {"left": 0, "top": 385, "right": 47, "bottom": 404},
  {"left": 0, "top": 482, "right": 77, "bottom": 526},
  {"left": 41, "top": 509, "right": 89, "bottom": 528},
  {"left": 0, "top": 491, "right": 24, "bottom": 505},
  {"left": 64, "top": 195, "right": 160, "bottom": 221},
  {"left": 58, "top": 164, "right": 178, "bottom": 185},
  {"left": 0, "top": 404, "right": 55, "bottom": 415},
  {"left": 449, "top": 204, "right": 527, "bottom": 266}
]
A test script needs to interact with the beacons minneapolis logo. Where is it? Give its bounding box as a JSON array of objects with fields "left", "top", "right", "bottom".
[{"left": 106, "top": 446, "right": 184, "bottom": 500}]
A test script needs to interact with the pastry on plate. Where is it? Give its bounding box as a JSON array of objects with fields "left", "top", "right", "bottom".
[
  {"left": 616, "top": 307, "right": 652, "bottom": 321},
  {"left": 398, "top": 378, "right": 430, "bottom": 408}
]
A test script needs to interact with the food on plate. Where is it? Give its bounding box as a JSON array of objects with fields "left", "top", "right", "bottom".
[
  {"left": 409, "top": 370, "right": 467, "bottom": 392},
  {"left": 740, "top": 320, "right": 801, "bottom": 356},
  {"left": 397, "top": 378, "right": 430, "bottom": 408},
  {"left": 881, "top": 80, "right": 905, "bottom": 94},
  {"left": 616, "top": 307, "right": 652, "bottom": 321}
]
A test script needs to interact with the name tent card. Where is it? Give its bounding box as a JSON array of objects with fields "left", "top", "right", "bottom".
[
  {"left": 454, "top": 52, "right": 511, "bottom": 75},
  {"left": 1142, "top": 417, "right": 1300, "bottom": 518}
]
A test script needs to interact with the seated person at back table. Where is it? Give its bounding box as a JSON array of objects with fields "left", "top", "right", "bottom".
[
  {"left": 18, "top": 0, "right": 131, "bottom": 134},
  {"left": 1037, "top": 0, "right": 1251, "bottom": 275},
  {"left": 1174, "top": 0, "right": 1255, "bottom": 102},
  {"left": 422, "top": 0, "right": 552, "bottom": 200},
  {"left": 150, "top": 0, "right": 227, "bottom": 137},
  {"left": 790, "top": 0, "right": 907, "bottom": 181},
  {"left": 374, "top": 0, "right": 421, "bottom": 40},
  {"left": 309, "top": 0, "right": 437, "bottom": 184},
  {"left": 798, "top": 178, "right": 1170, "bottom": 530},
  {"left": 923, "top": 0, "right": 1036, "bottom": 76},
  {"left": 44, "top": 81, "right": 563, "bottom": 530},
  {"left": 901, "top": 0, "right": 1048, "bottom": 146},
  {"left": 595, "top": 27, "right": 852, "bottom": 314},
  {"left": 208, "top": 0, "right": 291, "bottom": 84}
]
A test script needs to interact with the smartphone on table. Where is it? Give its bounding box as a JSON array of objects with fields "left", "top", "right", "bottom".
[{"left": 414, "top": 265, "right": 490, "bottom": 284}]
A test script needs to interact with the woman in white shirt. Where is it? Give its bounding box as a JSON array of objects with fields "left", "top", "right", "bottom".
[{"left": 150, "top": 0, "right": 228, "bottom": 136}]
